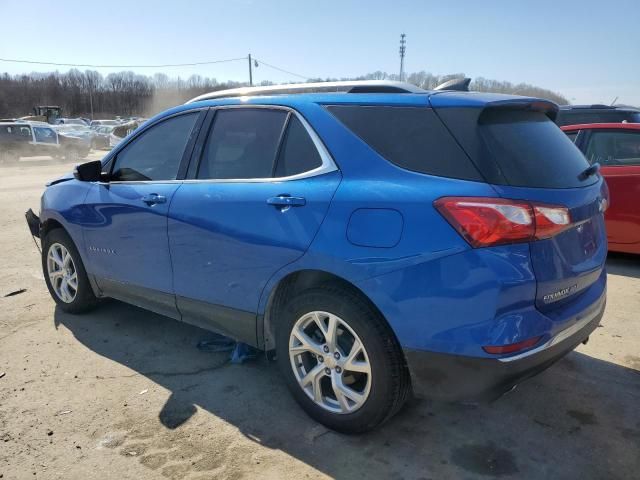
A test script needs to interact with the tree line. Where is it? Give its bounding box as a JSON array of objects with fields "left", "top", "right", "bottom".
[{"left": 0, "top": 68, "right": 569, "bottom": 119}]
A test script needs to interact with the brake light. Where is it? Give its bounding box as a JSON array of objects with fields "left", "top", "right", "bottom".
[{"left": 434, "top": 197, "right": 571, "bottom": 247}]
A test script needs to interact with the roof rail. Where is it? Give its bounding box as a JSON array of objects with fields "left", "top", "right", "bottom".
[{"left": 186, "top": 80, "right": 426, "bottom": 103}]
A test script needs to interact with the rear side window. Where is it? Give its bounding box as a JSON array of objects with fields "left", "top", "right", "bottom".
[
  {"left": 197, "top": 109, "right": 287, "bottom": 179},
  {"left": 479, "top": 110, "right": 595, "bottom": 188},
  {"left": 327, "top": 105, "right": 482, "bottom": 181},
  {"left": 274, "top": 116, "right": 322, "bottom": 177},
  {"left": 585, "top": 130, "right": 640, "bottom": 166}
]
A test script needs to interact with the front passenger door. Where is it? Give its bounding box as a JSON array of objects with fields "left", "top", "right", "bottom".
[{"left": 83, "top": 111, "right": 203, "bottom": 318}]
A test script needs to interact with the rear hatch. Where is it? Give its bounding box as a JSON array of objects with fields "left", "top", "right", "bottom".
[{"left": 431, "top": 94, "right": 608, "bottom": 311}]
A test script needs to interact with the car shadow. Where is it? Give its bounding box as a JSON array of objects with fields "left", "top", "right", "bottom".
[
  {"left": 607, "top": 252, "right": 640, "bottom": 279},
  {"left": 54, "top": 302, "right": 640, "bottom": 479}
]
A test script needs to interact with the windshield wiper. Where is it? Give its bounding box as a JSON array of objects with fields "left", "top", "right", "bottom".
[{"left": 579, "top": 162, "right": 600, "bottom": 180}]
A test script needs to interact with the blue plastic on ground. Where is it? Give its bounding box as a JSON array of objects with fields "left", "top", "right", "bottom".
[{"left": 197, "top": 333, "right": 259, "bottom": 363}]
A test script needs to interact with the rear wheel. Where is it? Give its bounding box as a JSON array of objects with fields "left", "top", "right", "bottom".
[
  {"left": 276, "top": 286, "right": 410, "bottom": 433},
  {"left": 42, "top": 228, "right": 98, "bottom": 313}
]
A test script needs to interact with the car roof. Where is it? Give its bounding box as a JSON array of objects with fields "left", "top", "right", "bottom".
[
  {"left": 140, "top": 82, "right": 559, "bottom": 128},
  {"left": 561, "top": 123, "right": 640, "bottom": 131},
  {"left": 182, "top": 90, "right": 556, "bottom": 111},
  {"left": 559, "top": 104, "right": 640, "bottom": 112}
]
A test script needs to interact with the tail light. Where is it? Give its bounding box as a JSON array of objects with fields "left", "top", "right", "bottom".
[{"left": 434, "top": 197, "right": 571, "bottom": 248}]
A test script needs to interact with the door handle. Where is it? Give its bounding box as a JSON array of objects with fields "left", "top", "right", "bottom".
[
  {"left": 267, "top": 195, "right": 306, "bottom": 211},
  {"left": 141, "top": 193, "right": 167, "bottom": 206}
]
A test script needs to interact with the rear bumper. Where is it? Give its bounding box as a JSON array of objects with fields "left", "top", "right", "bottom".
[{"left": 404, "top": 289, "right": 606, "bottom": 401}]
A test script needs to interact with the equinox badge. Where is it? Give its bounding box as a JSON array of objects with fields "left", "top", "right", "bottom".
[{"left": 543, "top": 284, "right": 578, "bottom": 303}]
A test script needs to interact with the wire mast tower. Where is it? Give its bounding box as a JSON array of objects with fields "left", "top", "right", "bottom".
[{"left": 399, "top": 33, "right": 407, "bottom": 82}]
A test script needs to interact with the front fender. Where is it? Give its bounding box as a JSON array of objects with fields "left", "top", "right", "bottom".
[{"left": 40, "top": 179, "right": 94, "bottom": 265}]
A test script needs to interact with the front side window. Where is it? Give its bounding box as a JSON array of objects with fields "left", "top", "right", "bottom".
[
  {"left": 34, "top": 127, "right": 57, "bottom": 144},
  {"left": 197, "top": 109, "right": 287, "bottom": 180},
  {"left": 111, "top": 112, "right": 198, "bottom": 181},
  {"left": 585, "top": 130, "right": 640, "bottom": 166}
]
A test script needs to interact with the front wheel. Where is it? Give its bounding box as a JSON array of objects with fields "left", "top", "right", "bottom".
[
  {"left": 0, "top": 150, "right": 19, "bottom": 164},
  {"left": 63, "top": 148, "right": 80, "bottom": 162},
  {"left": 42, "top": 228, "right": 98, "bottom": 313},
  {"left": 276, "top": 286, "right": 411, "bottom": 433}
]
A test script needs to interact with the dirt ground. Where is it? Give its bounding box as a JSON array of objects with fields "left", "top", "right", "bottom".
[{"left": 0, "top": 155, "right": 639, "bottom": 480}]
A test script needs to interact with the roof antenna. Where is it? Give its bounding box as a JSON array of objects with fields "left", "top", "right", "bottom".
[{"left": 610, "top": 96, "right": 618, "bottom": 106}]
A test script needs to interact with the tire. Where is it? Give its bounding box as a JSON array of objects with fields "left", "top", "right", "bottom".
[
  {"left": 63, "top": 148, "right": 80, "bottom": 162},
  {"left": 42, "top": 228, "right": 98, "bottom": 314},
  {"left": 0, "top": 150, "right": 19, "bottom": 164},
  {"left": 276, "top": 286, "right": 411, "bottom": 433}
]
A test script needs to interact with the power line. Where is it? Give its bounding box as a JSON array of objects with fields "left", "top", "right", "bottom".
[
  {"left": 0, "top": 56, "right": 247, "bottom": 69},
  {"left": 0, "top": 55, "right": 312, "bottom": 82},
  {"left": 253, "top": 58, "right": 309, "bottom": 80}
]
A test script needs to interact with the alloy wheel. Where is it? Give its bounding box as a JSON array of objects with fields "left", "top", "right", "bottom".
[
  {"left": 289, "top": 311, "right": 372, "bottom": 414},
  {"left": 47, "top": 243, "right": 78, "bottom": 303}
]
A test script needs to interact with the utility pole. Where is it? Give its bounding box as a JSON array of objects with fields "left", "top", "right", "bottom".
[
  {"left": 248, "top": 53, "right": 253, "bottom": 86},
  {"left": 399, "top": 33, "right": 406, "bottom": 82},
  {"left": 88, "top": 84, "right": 94, "bottom": 120}
]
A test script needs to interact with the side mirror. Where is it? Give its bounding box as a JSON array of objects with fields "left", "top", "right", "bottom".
[{"left": 73, "top": 160, "right": 105, "bottom": 182}]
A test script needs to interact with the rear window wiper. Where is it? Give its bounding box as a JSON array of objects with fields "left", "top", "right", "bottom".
[{"left": 579, "top": 162, "right": 600, "bottom": 180}]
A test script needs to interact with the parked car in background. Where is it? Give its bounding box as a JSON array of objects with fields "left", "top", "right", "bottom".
[
  {"left": 109, "top": 119, "right": 145, "bottom": 149},
  {"left": 90, "top": 119, "right": 120, "bottom": 129},
  {"left": 0, "top": 121, "right": 90, "bottom": 163},
  {"left": 54, "top": 124, "right": 94, "bottom": 142},
  {"left": 563, "top": 123, "right": 640, "bottom": 254},
  {"left": 56, "top": 118, "right": 89, "bottom": 126},
  {"left": 27, "top": 82, "right": 608, "bottom": 433},
  {"left": 91, "top": 125, "right": 115, "bottom": 150},
  {"left": 556, "top": 104, "right": 640, "bottom": 126}
]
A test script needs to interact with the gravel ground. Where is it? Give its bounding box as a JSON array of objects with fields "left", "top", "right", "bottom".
[{"left": 1, "top": 155, "right": 639, "bottom": 480}]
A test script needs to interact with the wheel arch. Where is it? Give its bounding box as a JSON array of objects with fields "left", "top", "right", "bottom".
[
  {"left": 260, "top": 269, "right": 402, "bottom": 354},
  {"left": 41, "top": 217, "right": 66, "bottom": 238}
]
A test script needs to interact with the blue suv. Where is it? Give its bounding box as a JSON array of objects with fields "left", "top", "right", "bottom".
[{"left": 26, "top": 81, "right": 608, "bottom": 433}]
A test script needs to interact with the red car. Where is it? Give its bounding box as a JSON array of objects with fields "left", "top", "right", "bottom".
[{"left": 562, "top": 123, "right": 640, "bottom": 254}]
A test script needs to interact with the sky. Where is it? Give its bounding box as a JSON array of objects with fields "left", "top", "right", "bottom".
[{"left": 0, "top": 0, "right": 638, "bottom": 105}]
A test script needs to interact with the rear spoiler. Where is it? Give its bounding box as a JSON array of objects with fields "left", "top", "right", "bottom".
[
  {"left": 429, "top": 93, "right": 559, "bottom": 121},
  {"left": 478, "top": 98, "right": 559, "bottom": 122}
]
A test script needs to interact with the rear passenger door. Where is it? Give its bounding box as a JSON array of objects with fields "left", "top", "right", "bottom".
[{"left": 168, "top": 106, "right": 341, "bottom": 344}]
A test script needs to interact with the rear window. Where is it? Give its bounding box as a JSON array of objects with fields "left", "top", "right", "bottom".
[
  {"left": 326, "top": 105, "right": 482, "bottom": 181},
  {"left": 479, "top": 110, "right": 596, "bottom": 188}
]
